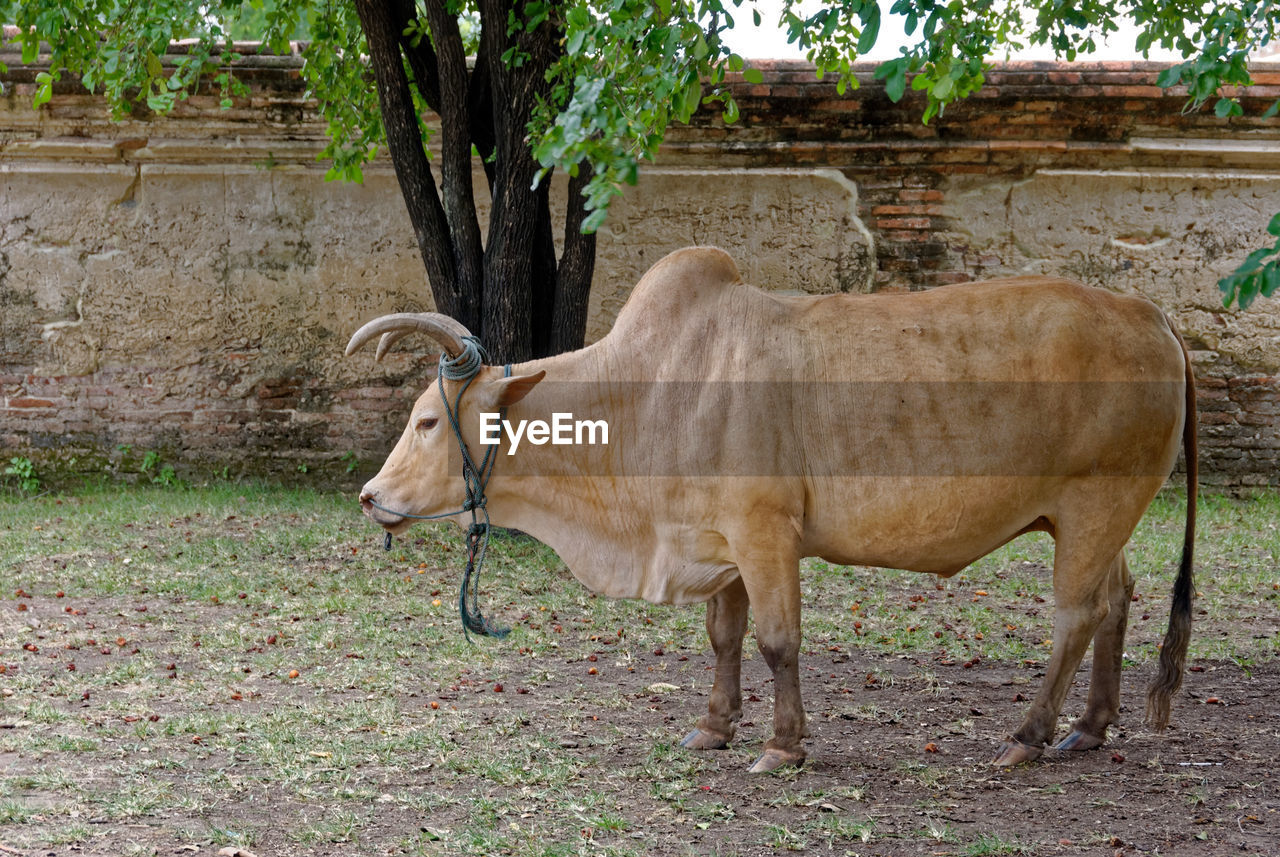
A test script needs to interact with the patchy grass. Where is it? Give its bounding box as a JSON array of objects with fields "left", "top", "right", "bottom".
[{"left": 1, "top": 484, "right": 1277, "bottom": 856}]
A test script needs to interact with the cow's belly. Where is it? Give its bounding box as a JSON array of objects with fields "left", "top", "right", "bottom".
[{"left": 801, "top": 476, "right": 1062, "bottom": 573}]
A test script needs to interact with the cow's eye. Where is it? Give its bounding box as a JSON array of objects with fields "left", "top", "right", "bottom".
[{"left": 416, "top": 417, "right": 439, "bottom": 432}]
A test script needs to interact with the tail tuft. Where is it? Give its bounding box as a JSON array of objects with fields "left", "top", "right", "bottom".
[
  {"left": 1145, "top": 546, "right": 1193, "bottom": 730},
  {"left": 1145, "top": 320, "right": 1197, "bottom": 731}
]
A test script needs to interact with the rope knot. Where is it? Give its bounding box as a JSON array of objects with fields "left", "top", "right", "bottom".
[{"left": 438, "top": 336, "right": 486, "bottom": 382}]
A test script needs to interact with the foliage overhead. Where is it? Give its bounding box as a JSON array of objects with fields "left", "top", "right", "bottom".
[{"left": 2, "top": 0, "right": 1278, "bottom": 307}]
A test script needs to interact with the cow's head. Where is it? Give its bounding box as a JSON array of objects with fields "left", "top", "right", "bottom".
[{"left": 345, "top": 312, "right": 544, "bottom": 533}]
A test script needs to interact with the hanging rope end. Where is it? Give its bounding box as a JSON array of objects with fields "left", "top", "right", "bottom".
[
  {"left": 458, "top": 519, "right": 509, "bottom": 639},
  {"left": 458, "top": 590, "right": 511, "bottom": 640}
]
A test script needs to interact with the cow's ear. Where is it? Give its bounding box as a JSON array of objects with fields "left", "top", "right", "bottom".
[{"left": 476, "top": 370, "right": 546, "bottom": 411}]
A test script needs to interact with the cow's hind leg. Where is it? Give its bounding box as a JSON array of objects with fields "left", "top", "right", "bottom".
[
  {"left": 681, "top": 577, "right": 749, "bottom": 751},
  {"left": 993, "top": 530, "right": 1126, "bottom": 766},
  {"left": 1055, "top": 550, "right": 1134, "bottom": 752}
]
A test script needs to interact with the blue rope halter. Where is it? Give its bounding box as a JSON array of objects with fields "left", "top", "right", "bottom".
[{"left": 368, "top": 336, "right": 511, "bottom": 640}]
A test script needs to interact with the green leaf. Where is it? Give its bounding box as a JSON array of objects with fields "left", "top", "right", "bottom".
[
  {"left": 1267, "top": 212, "right": 1280, "bottom": 237},
  {"left": 581, "top": 207, "right": 607, "bottom": 234},
  {"left": 857, "top": 5, "right": 880, "bottom": 55},
  {"left": 753, "top": 8, "right": 761, "bottom": 27},
  {"left": 1214, "top": 97, "right": 1241, "bottom": 118},
  {"left": 678, "top": 76, "right": 703, "bottom": 119},
  {"left": 742, "top": 67, "right": 764, "bottom": 85},
  {"left": 931, "top": 74, "right": 954, "bottom": 100},
  {"left": 1263, "top": 99, "right": 1280, "bottom": 120},
  {"left": 877, "top": 59, "right": 907, "bottom": 102},
  {"left": 566, "top": 5, "right": 589, "bottom": 29},
  {"left": 1263, "top": 262, "right": 1280, "bottom": 298},
  {"left": 32, "top": 71, "right": 53, "bottom": 108},
  {"left": 886, "top": 73, "right": 906, "bottom": 102},
  {"left": 1238, "top": 276, "right": 1259, "bottom": 310},
  {"left": 1190, "top": 72, "right": 1219, "bottom": 104},
  {"left": 722, "top": 97, "right": 739, "bottom": 124},
  {"left": 530, "top": 165, "right": 552, "bottom": 191},
  {"left": 1155, "top": 64, "right": 1183, "bottom": 89},
  {"left": 692, "top": 32, "right": 709, "bottom": 61},
  {"left": 819, "top": 9, "right": 839, "bottom": 39}
]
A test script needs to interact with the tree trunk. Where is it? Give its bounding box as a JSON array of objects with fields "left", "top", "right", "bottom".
[
  {"left": 352, "top": 0, "right": 475, "bottom": 330},
  {"left": 355, "top": 0, "right": 594, "bottom": 365}
]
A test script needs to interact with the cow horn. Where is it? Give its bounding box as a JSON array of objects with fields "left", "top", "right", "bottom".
[{"left": 344, "top": 313, "right": 473, "bottom": 362}]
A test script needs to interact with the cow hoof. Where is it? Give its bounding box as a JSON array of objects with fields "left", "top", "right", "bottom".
[
  {"left": 747, "top": 748, "right": 805, "bottom": 774},
  {"left": 1053, "top": 730, "right": 1105, "bottom": 752},
  {"left": 991, "top": 738, "right": 1044, "bottom": 767},
  {"left": 680, "top": 727, "right": 730, "bottom": 751}
]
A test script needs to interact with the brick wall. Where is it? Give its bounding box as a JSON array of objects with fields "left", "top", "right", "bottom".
[{"left": 1, "top": 49, "right": 1278, "bottom": 487}]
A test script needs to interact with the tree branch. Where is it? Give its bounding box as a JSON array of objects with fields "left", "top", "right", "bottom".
[
  {"left": 423, "top": 0, "right": 485, "bottom": 329},
  {"left": 530, "top": 170, "right": 557, "bottom": 358},
  {"left": 395, "top": 0, "right": 441, "bottom": 114},
  {"left": 354, "top": 0, "right": 466, "bottom": 325},
  {"left": 552, "top": 163, "right": 597, "bottom": 355},
  {"left": 475, "top": 0, "right": 549, "bottom": 360},
  {"left": 467, "top": 33, "right": 497, "bottom": 193}
]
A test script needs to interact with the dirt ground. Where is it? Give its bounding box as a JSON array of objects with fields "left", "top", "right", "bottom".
[
  {"left": 4, "top": 614, "right": 1277, "bottom": 857},
  {"left": 2, "top": 489, "right": 1277, "bottom": 857},
  {"left": 365, "top": 651, "right": 1280, "bottom": 857}
]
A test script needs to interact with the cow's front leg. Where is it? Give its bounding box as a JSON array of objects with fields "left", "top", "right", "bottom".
[
  {"left": 681, "top": 577, "right": 749, "bottom": 751},
  {"left": 740, "top": 557, "right": 806, "bottom": 773}
]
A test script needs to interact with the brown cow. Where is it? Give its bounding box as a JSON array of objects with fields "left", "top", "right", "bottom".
[{"left": 348, "top": 247, "right": 1196, "bottom": 772}]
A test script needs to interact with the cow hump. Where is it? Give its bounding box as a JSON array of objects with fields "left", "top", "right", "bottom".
[{"left": 614, "top": 246, "right": 744, "bottom": 323}]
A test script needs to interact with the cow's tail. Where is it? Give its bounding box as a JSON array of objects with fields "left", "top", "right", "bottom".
[{"left": 1145, "top": 324, "right": 1198, "bottom": 731}]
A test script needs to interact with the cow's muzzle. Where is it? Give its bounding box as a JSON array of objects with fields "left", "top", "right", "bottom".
[{"left": 359, "top": 488, "right": 409, "bottom": 531}]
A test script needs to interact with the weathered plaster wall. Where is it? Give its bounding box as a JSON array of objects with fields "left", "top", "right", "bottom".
[
  {"left": 1, "top": 48, "right": 1278, "bottom": 486},
  {"left": 948, "top": 168, "right": 1280, "bottom": 366}
]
